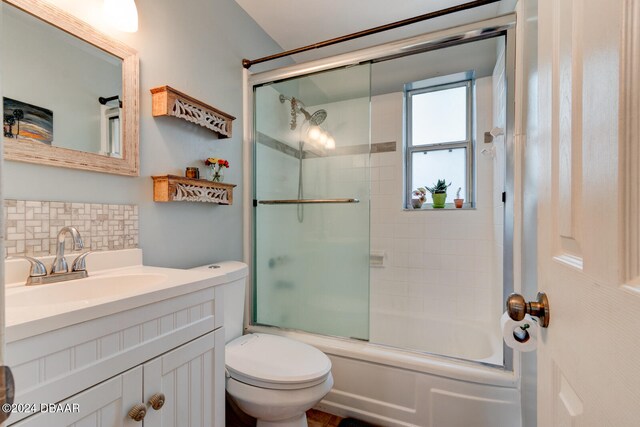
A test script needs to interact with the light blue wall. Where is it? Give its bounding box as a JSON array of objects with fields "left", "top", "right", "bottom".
[{"left": 3, "top": 0, "right": 284, "bottom": 268}]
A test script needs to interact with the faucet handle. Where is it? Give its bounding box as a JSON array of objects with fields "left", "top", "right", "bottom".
[
  {"left": 71, "top": 251, "right": 95, "bottom": 272},
  {"left": 9, "top": 256, "right": 47, "bottom": 277}
]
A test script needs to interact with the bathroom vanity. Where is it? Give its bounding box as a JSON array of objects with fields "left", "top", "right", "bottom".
[{"left": 4, "top": 249, "right": 227, "bottom": 426}]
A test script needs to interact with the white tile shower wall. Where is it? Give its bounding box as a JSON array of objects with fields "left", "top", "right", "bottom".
[
  {"left": 369, "top": 79, "right": 503, "bottom": 356},
  {"left": 4, "top": 200, "right": 138, "bottom": 257}
]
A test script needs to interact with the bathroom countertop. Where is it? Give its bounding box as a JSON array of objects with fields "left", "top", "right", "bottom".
[{"left": 4, "top": 250, "right": 230, "bottom": 342}]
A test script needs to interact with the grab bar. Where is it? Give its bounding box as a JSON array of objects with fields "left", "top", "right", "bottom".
[{"left": 258, "top": 198, "right": 359, "bottom": 205}]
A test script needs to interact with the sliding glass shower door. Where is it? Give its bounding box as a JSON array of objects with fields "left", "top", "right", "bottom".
[{"left": 253, "top": 65, "right": 371, "bottom": 340}]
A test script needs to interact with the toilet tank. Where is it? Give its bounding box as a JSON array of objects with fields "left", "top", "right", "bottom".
[{"left": 191, "top": 261, "right": 248, "bottom": 343}]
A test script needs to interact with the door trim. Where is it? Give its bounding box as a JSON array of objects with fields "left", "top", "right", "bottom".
[{"left": 620, "top": 0, "right": 640, "bottom": 286}]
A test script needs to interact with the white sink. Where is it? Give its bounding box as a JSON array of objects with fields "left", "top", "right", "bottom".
[
  {"left": 6, "top": 273, "right": 168, "bottom": 307},
  {"left": 4, "top": 249, "right": 229, "bottom": 342}
]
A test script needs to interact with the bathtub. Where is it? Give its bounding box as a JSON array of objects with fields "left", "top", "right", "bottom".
[
  {"left": 369, "top": 311, "right": 504, "bottom": 366},
  {"left": 248, "top": 325, "right": 522, "bottom": 427}
]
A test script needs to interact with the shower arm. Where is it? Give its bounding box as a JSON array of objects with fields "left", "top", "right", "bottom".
[{"left": 242, "top": 0, "right": 501, "bottom": 69}]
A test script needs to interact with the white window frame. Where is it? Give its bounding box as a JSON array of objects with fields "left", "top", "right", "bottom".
[{"left": 405, "top": 78, "right": 475, "bottom": 209}]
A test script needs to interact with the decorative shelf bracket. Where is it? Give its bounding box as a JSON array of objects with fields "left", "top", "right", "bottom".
[
  {"left": 152, "top": 175, "right": 236, "bottom": 205},
  {"left": 150, "top": 86, "right": 235, "bottom": 138}
]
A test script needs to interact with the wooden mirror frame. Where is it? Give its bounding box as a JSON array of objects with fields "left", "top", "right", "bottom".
[{"left": 3, "top": 0, "right": 139, "bottom": 176}]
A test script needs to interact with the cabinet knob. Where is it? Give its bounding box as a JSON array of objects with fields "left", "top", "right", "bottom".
[
  {"left": 128, "top": 404, "right": 147, "bottom": 422},
  {"left": 148, "top": 393, "right": 166, "bottom": 410}
]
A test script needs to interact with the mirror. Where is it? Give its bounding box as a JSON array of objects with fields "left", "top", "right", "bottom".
[{"left": 2, "top": 0, "right": 139, "bottom": 176}]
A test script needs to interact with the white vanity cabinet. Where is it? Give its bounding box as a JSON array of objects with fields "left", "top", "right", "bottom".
[
  {"left": 5, "top": 284, "right": 225, "bottom": 427},
  {"left": 142, "top": 330, "right": 225, "bottom": 426},
  {"left": 11, "top": 366, "right": 144, "bottom": 427}
]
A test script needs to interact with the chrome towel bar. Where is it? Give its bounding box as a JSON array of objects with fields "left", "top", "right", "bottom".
[{"left": 258, "top": 198, "right": 359, "bottom": 205}]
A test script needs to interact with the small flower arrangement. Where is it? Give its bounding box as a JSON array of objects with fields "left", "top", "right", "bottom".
[
  {"left": 411, "top": 187, "right": 427, "bottom": 209},
  {"left": 204, "top": 157, "right": 229, "bottom": 182}
]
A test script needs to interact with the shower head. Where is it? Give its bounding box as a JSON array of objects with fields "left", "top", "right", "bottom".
[
  {"left": 301, "top": 107, "right": 327, "bottom": 126},
  {"left": 279, "top": 94, "right": 328, "bottom": 129}
]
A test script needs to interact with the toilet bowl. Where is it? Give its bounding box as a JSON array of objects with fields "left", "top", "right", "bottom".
[
  {"left": 226, "top": 333, "right": 333, "bottom": 427},
  {"left": 191, "top": 262, "right": 334, "bottom": 426}
]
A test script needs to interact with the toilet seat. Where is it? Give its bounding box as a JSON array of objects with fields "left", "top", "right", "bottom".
[{"left": 226, "top": 333, "right": 332, "bottom": 390}]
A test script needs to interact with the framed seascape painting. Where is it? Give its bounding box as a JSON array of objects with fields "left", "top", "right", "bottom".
[{"left": 3, "top": 97, "right": 53, "bottom": 144}]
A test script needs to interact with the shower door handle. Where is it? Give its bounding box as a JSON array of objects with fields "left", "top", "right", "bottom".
[{"left": 258, "top": 198, "right": 360, "bottom": 204}]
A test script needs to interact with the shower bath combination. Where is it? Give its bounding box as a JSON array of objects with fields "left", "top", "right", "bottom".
[{"left": 251, "top": 11, "right": 519, "bottom": 427}]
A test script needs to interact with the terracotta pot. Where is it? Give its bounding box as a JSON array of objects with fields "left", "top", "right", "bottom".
[{"left": 454, "top": 198, "right": 464, "bottom": 208}]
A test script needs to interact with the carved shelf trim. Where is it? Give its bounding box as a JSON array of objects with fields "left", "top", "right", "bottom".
[
  {"left": 152, "top": 175, "right": 236, "bottom": 205},
  {"left": 150, "top": 86, "right": 236, "bottom": 138}
]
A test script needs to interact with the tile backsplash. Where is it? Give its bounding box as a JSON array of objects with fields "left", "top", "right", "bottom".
[{"left": 4, "top": 200, "right": 139, "bottom": 257}]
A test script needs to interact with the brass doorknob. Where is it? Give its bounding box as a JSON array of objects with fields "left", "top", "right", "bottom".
[
  {"left": 127, "top": 404, "right": 147, "bottom": 422},
  {"left": 148, "top": 393, "right": 166, "bottom": 410},
  {"left": 506, "top": 292, "right": 550, "bottom": 328}
]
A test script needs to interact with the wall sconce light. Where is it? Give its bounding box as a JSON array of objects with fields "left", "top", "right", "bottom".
[{"left": 104, "top": 0, "right": 139, "bottom": 33}]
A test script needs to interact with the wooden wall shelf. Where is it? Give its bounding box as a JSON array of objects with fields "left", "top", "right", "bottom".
[
  {"left": 150, "top": 86, "right": 235, "bottom": 138},
  {"left": 152, "top": 175, "right": 236, "bottom": 205}
]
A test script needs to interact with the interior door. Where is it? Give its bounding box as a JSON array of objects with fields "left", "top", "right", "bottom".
[{"left": 536, "top": 0, "right": 640, "bottom": 425}]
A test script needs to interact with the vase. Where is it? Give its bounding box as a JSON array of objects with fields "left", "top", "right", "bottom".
[
  {"left": 411, "top": 198, "right": 423, "bottom": 209},
  {"left": 432, "top": 192, "right": 447, "bottom": 208},
  {"left": 454, "top": 198, "right": 464, "bottom": 208},
  {"left": 209, "top": 166, "right": 224, "bottom": 182}
]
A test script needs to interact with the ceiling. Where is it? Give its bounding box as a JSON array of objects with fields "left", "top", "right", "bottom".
[{"left": 234, "top": 0, "right": 516, "bottom": 66}]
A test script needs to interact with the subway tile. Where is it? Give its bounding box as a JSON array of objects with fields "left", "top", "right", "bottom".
[
  {"left": 378, "top": 179, "right": 397, "bottom": 195},
  {"left": 422, "top": 253, "right": 442, "bottom": 270},
  {"left": 378, "top": 166, "right": 396, "bottom": 180}
]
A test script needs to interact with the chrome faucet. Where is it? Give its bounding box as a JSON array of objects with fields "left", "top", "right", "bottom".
[
  {"left": 52, "top": 226, "right": 84, "bottom": 274},
  {"left": 12, "top": 226, "right": 94, "bottom": 286}
]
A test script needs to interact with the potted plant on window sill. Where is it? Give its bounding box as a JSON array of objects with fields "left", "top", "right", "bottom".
[
  {"left": 426, "top": 179, "right": 451, "bottom": 209},
  {"left": 454, "top": 187, "right": 464, "bottom": 208}
]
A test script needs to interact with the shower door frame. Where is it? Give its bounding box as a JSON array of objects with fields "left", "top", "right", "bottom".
[{"left": 243, "top": 13, "right": 518, "bottom": 371}]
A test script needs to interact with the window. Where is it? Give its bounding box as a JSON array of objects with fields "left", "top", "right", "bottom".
[{"left": 405, "top": 79, "right": 473, "bottom": 208}]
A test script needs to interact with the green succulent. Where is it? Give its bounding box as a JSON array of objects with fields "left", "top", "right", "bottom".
[{"left": 425, "top": 179, "right": 451, "bottom": 194}]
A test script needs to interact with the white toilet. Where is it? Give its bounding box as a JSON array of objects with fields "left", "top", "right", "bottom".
[{"left": 193, "top": 262, "right": 334, "bottom": 427}]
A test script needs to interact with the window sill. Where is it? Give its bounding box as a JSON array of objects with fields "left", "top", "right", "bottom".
[{"left": 403, "top": 203, "right": 475, "bottom": 211}]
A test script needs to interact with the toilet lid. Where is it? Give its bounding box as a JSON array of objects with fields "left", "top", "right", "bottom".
[{"left": 226, "top": 334, "right": 332, "bottom": 390}]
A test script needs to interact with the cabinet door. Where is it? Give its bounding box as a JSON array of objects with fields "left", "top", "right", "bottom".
[
  {"left": 11, "top": 366, "right": 143, "bottom": 427},
  {"left": 143, "top": 329, "right": 224, "bottom": 427}
]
